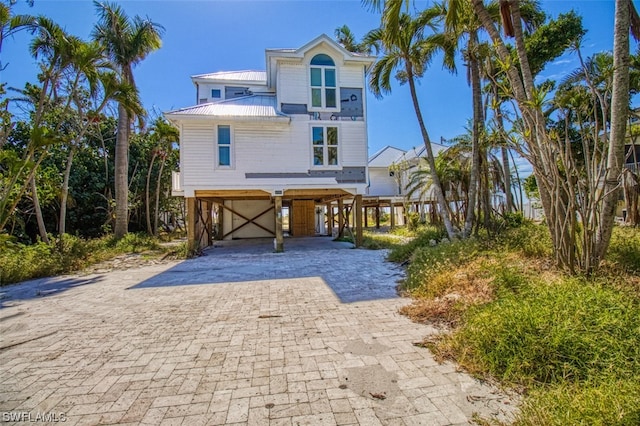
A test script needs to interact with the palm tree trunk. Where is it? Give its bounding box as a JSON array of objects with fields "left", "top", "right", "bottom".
[
  {"left": 464, "top": 32, "right": 482, "bottom": 237},
  {"left": 30, "top": 175, "right": 49, "bottom": 244},
  {"left": 405, "top": 63, "right": 457, "bottom": 239},
  {"left": 154, "top": 157, "right": 165, "bottom": 235},
  {"left": 59, "top": 144, "right": 76, "bottom": 235},
  {"left": 595, "top": 0, "right": 631, "bottom": 264},
  {"left": 114, "top": 103, "right": 129, "bottom": 238},
  {"left": 145, "top": 150, "right": 157, "bottom": 235}
]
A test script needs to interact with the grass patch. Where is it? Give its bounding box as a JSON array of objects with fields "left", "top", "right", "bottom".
[
  {"left": 386, "top": 225, "right": 446, "bottom": 263},
  {"left": 392, "top": 222, "right": 640, "bottom": 424},
  {"left": 606, "top": 226, "right": 640, "bottom": 275},
  {"left": 0, "top": 233, "right": 186, "bottom": 286}
]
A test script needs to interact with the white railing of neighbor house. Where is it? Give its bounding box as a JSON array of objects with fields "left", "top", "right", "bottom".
[{"left": 172, "top": 171, "right": 183, "bottom": 196}]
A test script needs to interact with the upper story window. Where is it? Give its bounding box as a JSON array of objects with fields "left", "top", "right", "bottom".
[
  {"left": 217, "top": 125, "right": 232, "bottom": 167},
  {"left": 310, "top": 54, "right": 337, "bottom": 110},
  {"left": 211, "top": 89, "right": 221, "bottom": 99},
  {"left": 312, "top": 126, "right": 338, "bottom": 167}
]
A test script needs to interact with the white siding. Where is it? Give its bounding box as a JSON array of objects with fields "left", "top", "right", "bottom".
[
  {"left": 340, "top": 65, "right": 364, "bottom": 88},
  {"left": 277, "top": 63, "right": 307, "bottom": 105},
  {"left": 181, "top": 124, "right": 214, "bottom": 184},
  {"left": 369, "top": 168, "right": 399, "bottom": 196},
  {"left": 339, "top": 122, "right": 367, "bottom": 167},
  {"left": 235, "top": 123, "right": 309, "bottom": 174}
]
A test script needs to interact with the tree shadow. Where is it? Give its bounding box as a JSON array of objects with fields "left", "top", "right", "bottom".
[
  {"left": 129, "top": 237, "right": 403, "bottom": 304},
  {"left": 0, "top": 276, "right": 106, "bottom": 309}
]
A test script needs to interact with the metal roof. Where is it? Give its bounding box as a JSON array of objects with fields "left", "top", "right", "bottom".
[
  {"left": 398, "top": 144, "right": 447, "bottom": 163},
  {"left": 368, "top": 146, "right": 407, "bottom": 167},
  {"left": 165, "top": 95, "right": 289, "bottom": 122},
  {"left": 191, "top": 70, "right": 267, "bottom": 83}
]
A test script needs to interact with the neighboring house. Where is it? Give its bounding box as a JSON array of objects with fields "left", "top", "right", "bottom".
[
  {"left": 365, "top": 144, "right": 447, "bottom": 226},
  {"left": 166, "top": 35, "right": 375, "bottom": 251}
]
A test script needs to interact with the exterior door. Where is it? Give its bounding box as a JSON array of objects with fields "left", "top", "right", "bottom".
[{"left": 291, "top": 200, "right": 316, "bottom": 236}]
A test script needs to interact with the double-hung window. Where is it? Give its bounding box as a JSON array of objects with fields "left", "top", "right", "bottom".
[
  {"left": 312, "top": 126, "right": 338, "bottom": 167},
  {"left": 310, "top": 54, "right": 337, "bottom": 110},
  {"left": 217, "top": 125, "right": 231, "bottom": 167}
]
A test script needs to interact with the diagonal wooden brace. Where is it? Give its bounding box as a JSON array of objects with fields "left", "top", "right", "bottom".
[{"left": 220, "top": 204, "right": 275, "bottom": 239}]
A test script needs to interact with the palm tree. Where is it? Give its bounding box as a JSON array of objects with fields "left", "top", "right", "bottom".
[
  {"left": 58, "top": 45, "right": 142, "bottom": 235},
  {"left": 364, "top": 9, "right": 458, "bottom": 239},
  {"left": 0, "top": 2, "right": 37, "bottom": 69},
  {"left": 145, "top": 117, "right": 178, "bottom": 236},
  {"left": 93, "top": 1, "right": 163, "bottom": 239},
  {"left": 19, "top": 17, "right": 78, "bottom": 242},
  {"left": 334, "top": 25, "right": 370, "bottom": 54}
]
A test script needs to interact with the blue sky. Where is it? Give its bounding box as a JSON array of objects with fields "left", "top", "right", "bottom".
[{"left": 1, "top": 0, "right": 618, "bottom": 168}]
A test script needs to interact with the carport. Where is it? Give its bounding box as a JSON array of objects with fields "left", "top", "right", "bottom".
[{"left": 186, "top": 189, "right": 364, "bottom": 252}]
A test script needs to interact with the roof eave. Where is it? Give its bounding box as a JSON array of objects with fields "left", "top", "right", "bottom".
[{"left": 163, "top": 114, "right": 291, "bottom": 124}]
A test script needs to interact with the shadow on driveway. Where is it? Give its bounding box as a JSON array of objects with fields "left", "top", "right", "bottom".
[
  {"left": 129, "top": 237, "right": 404, "bottom": 303},
  {"left": 0, "top": 276, "right": 105, "bottom": 308}
]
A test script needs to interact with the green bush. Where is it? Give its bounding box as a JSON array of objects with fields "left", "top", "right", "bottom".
[
  {"left": 607, "top": 226, "right": 640, "bottom": 274},
  {"left": 449, "top": 278, "right": 640, "bottom": 386},
  {"left": 495, "top": 221, "right": 552, "bottom": 258},
  {"left": 0, "top": 233, "right": 171, "bottom": 286},
  {"left": 402, "top": 238, "right": 481, "bottom": 293},
  {"left": 387, "top": 225, "right": 446, "bottom": 263}
]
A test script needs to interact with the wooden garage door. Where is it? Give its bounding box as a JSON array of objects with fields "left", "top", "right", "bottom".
[{"left": 291, "top": 200, "right": 316, "bottom": 236}]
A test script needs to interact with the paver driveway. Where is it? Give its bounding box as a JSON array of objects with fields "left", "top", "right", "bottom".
[{"left": 0, "top": 237, "right": 517, "bottom": 425}]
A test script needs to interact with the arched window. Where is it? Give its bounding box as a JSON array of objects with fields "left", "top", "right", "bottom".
[{"left": 310, "top": 54, "right": 337, "bottom": 109}]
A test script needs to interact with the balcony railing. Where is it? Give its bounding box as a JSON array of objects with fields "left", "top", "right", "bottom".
[{"left": 172, "top": 171, "right": 183, "bottom": 196}]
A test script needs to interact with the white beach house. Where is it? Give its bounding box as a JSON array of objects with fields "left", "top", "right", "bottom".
[{"left": 166, "top": 35, "right": 375, "bottom": 251}]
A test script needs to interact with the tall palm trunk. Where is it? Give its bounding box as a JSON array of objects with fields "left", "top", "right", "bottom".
[
  {"left": 59, "top": 144, "right": 76, "bottom": 235},
  {"left": 145, "top": 150, "right": 157, "bottom": 235},
  {"left": 30, "top": 175, "right": 49, "bottom": 243},
  {"left": 114, "top": 103, "right": 129, "bottom": 238},
  {"left": 595, "top": 0, "right": 631, "bottom": 261},
  {"left": 154, "top": 156, "right": 165, "bottom": 235},
  {"left": 406, "top": 62, "right": 457, "bottom": 239},
  {"left": 463, "top": 31, "right": 482, "bottom": 237}
]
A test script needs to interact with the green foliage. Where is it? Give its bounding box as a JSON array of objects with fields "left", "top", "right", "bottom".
[
  {"left": 523, "top": 174, "right": 539, "bottom": 200},
  {"left": 0, "top": 233, "right": 173, "bottom": 285},
  {"left": 495, "top": 221, "right": 552, "bottom": 258},
  {"left": 516, "top": 378, "right": 640, "bottom": 426},
  {"left": 451, "top": 278, "right": 640, "bottom": 385},
  {"left": 108, "top": 232, "right": 160, "bottom": 253},
  {"left": 403, "top": 238, "right": 481, "bottom": 293},
  {"left": 386, "top": 225, "right": 446, "bottom": 263},
  {"left": 392, "top": 221, "right": 640, "bottom": 423},
  {"left": 525, "top": 11, "right": 586, "bottom": 76},
  {"left": 607, "top": 227, "right": 640, "bottom": 275}
]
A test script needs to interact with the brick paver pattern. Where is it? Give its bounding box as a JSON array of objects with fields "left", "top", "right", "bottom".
[{"left": 0, "top": 245, "right": 516, "bottom": 425}]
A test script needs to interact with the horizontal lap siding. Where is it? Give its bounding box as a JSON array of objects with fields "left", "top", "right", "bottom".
[
  {"left": 278, "top": 63, "right": 307, "bottom": 105},
  {"left": 235, "top": 124, "right": 309, "bottom": 174},
  {"left": 182, "top": 125, "right": 214, "bottom": 185},
  {"left": 340, "top": 66, "right": 364, "bottom": 88},
  {"left": 340, "top": 122, "right": 367, "bottom": 167}
]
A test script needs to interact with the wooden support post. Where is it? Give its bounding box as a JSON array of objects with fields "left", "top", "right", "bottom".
[
  {"left": 355, "top": 195, "right": 363, "bottom": 247},
  {"left": 275, "top": 196, "right": 284, "bottom": 252},
  {"left": 187, "top": 197, "right": 197, "bottom": 252},
  {"left": 375, "top": 206, "right": 380, "bottom": 229},
  {"left": 364, "top": 207, "right": 368, "bottom": 228},
  {"left": 326, "top": 203, "right": 332, "bottom": 236},
  {"left": 338, "top": 198, "right": 344, "bottom": 238},
  {"left": 390, "top": 204, "right": 396, "bottom": 229}
]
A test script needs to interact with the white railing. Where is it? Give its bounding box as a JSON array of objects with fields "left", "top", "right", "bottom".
[{"left": 171, "top": 171, "right": 183, "bottom": 195}]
